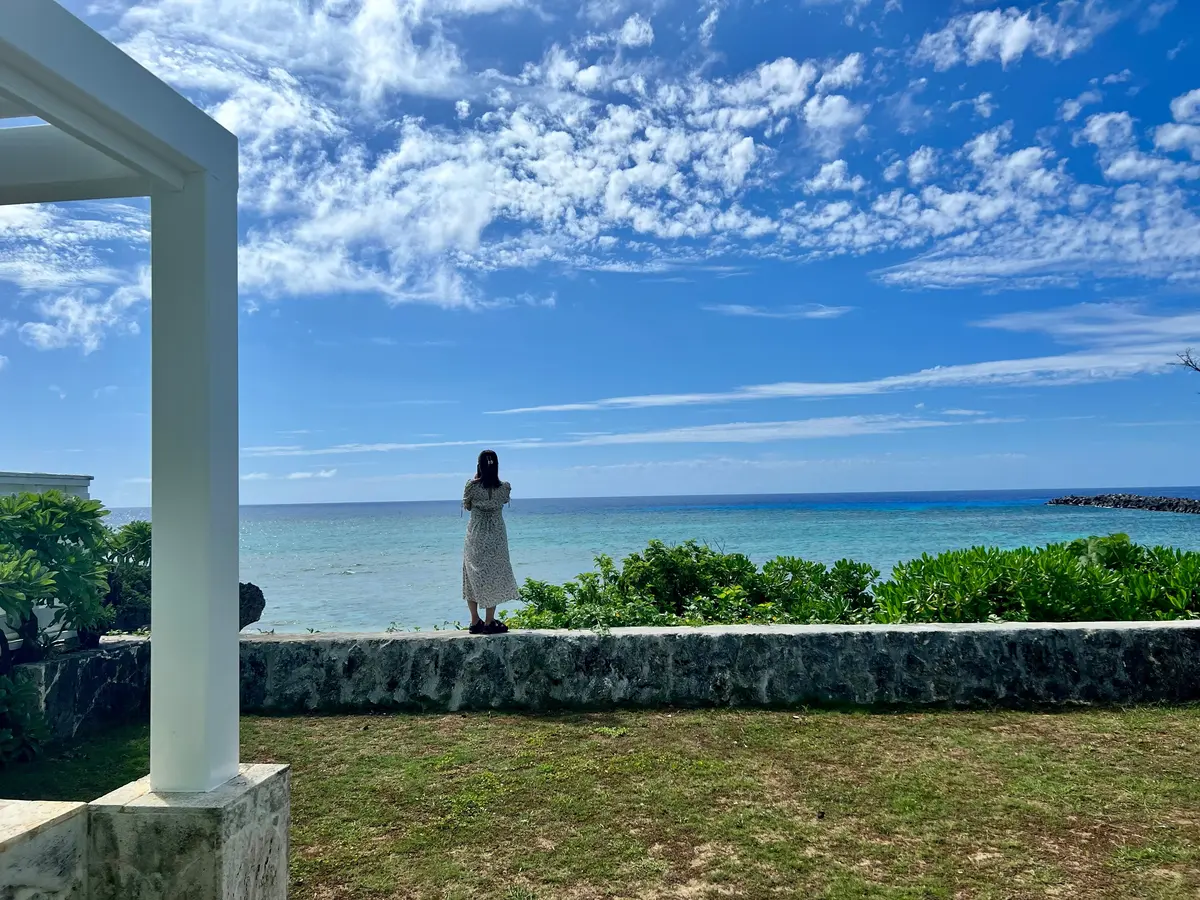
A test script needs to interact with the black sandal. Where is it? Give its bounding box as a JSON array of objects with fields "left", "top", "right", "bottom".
[
  {"left": 468, "top": 621, "right": 487, "bottom": 634},
  {"left": 484, "top": 620, "right": 509, "bottom": 634}
]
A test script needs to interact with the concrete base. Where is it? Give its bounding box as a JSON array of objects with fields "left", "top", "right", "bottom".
[
  {"left": 88, "top": 764, "right": 289, "bottom": 900},
  {"left": 0, "top": 799, "right": 88, "bottom": 899}
]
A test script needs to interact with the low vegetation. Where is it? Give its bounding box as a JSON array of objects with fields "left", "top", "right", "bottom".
[
  {"left": 2, "top": 707, "right": 1198, "bottom": 898},
  {"left": 509, "top": 534, "right": 1200, "bottom": 630},
  {"left": 0, "top": 492, "right": 268, "bottom": 767}
]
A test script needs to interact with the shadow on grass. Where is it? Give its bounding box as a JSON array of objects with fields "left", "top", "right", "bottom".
[{"left": 0, "top": 723, "right": 151, "bottom": 802}]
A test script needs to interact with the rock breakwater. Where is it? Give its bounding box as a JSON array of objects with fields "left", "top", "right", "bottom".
[{"left": 1048, "top": 494, "right": 1200, "bottom": 514}]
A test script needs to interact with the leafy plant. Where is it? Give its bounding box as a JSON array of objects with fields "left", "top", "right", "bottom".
[
  {"left": 509, "top": 534, "right": 1200, "bottom": 631},
  {"left": 0, "top": 551, "right": 57, "bottom": 674},
  {"left": 102, "top": 520, "right": 152, "bottom": 634},
  {"left": 0, "top": 492, "right": 111, "bottom": 661}
]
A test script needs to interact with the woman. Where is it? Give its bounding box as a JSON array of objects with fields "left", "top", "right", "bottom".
[{"left": 462, "top": 450, "right": 519, "bottom": 634}]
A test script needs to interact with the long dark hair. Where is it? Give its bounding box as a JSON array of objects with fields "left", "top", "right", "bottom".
[{"left": 474, "top": 450, "right": 502, "bottom": 490}]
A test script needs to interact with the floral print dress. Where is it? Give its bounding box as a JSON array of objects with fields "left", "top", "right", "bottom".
[{"left": 462, "top": 479, "right": 520, "bottom": 609}]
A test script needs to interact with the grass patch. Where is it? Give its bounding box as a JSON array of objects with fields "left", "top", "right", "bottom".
[{"left": 2, "top": 707, "right": 1198, "bottom": 898}]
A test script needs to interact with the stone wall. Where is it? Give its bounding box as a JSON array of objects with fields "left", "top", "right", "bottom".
[
  {"left": 12, "top": 638, "right": 150, "bottom": 743},
  {"left": 14, "top": 623, "right": 1200, "bottom": 739},
  {"left": 240, "top": 621, "right": 1200, "bottom": 713}
]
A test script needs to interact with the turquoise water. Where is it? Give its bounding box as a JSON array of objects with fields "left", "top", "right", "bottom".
[{"left": 108, "top": 488, "right": 1200, "bottom": 633}]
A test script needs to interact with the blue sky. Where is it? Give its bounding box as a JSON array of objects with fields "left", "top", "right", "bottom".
[{"left": 2, "top": 0, "right": 1199, "bottom": 506}]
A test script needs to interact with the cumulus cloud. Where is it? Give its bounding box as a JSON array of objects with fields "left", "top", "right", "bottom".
[
  {"left": 806, "top": 160, "right": 866, "bottom": 193},
  {"left": 915, "top": 4, "right": 1122, "bottom": 70},
  {"left": 3, "top": 0, "right": 1199, "bottom": 355},
  {"left": 905, "top": 146, "right": 938, "bottom": 184},
  {"left": 617, "top": 14, "right": 653, "bottom": 47},
  {"left": 1169, "top": 88, "right": 1200, "bottom": 123}
]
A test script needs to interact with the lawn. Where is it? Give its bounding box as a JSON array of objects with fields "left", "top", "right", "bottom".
[{"left": 3, "top": 707, "right": 1199, "bottom": 899}]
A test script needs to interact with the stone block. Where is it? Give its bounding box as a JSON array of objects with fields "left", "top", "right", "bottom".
[
  {"left": 0, "top": 799, "right": 88, "bottom": 900},
  {"left": 87, "top": 763, "right": 289, "bottom": 900}
]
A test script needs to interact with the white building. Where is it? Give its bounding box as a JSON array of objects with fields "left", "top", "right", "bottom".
[{"left": 0, "top": 470, "right": 93, "bottom": 498}]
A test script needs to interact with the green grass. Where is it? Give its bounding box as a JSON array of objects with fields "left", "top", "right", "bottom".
[{"left": 3, "top": 707, "right": 1199, "bottom": 899}]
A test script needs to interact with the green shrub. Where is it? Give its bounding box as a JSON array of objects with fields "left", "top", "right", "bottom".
[
  {"left": 0, "top": 492, "right": 112, "bottom": 662},
  {"left": 104, "top": 521, "right": 152, "bottom": 632},
  {"left": 508, "top": 534, "right": 1200, "bottom": 630}
]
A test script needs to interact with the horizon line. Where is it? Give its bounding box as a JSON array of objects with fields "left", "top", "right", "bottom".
[{"left": 104, "top": 484, "right": 1200, "bottom": 511}]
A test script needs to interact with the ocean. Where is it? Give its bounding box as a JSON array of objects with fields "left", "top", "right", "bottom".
[{"left": 108, "top": 487, "right": 1200, "bottom": 633}]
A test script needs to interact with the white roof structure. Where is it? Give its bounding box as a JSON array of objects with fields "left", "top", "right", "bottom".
[
  {"left": 1, "top": 1, "right": 241, "bottom": 793},
  {"left": 0, "top": 471, "right": 94, "bottom": 498}
]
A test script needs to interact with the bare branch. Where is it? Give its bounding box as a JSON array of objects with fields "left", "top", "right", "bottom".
[{"left": 1180, "top": 349, "right": 1200, "bottom": 374}]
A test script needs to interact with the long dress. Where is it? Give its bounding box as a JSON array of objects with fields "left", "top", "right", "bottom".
[{"left": 462, "top": 479, "right": 520, "bottom": 609}]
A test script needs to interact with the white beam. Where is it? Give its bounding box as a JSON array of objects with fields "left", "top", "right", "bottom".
[
  {"left": 0, "top": 97, "right": 30, "bottom": 118},
  {"left": 0, "top": 72, "right": 185, "bottom": 191},
  {"left": 149, "top": 172, "right": 240, "bottom": 793},
  {"left": 0, "top": 0, "right": 236, "bottom": 188},
  {"left": 0, "top": 124, "right": 151, "bottom": 205}
]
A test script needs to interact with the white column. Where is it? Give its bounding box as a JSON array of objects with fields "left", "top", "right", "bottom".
[{"left": 150, "top": 170, "right": 240, "bottom": 793}]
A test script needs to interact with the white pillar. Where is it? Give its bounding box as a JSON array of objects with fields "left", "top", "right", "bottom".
[{"left": 150, "top": 170, "right": 240, "bottom": 793}]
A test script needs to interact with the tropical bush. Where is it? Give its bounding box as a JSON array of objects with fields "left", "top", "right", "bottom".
[
  {"left": 0, "top": 496, "right": 269, "bottom": 767},
  {"left": 104, "top": 520, "right": 152, "bottom": 632},
  {"left": 0, "top": 491, "right": 112, "bottom": 663},
  {"left": 508, "top": 534, "right": 1200, "bottom": 629}
]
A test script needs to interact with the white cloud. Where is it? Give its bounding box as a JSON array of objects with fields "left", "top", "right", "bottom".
[
  {"left": 19, "top": 269, "right": 150, "bottom": 354},
  {"left": 1169, "top": 88, "right": 1200, "bottom": 124},
  {"left": 815, "top": 53, "right": 865, "bottom": 93},
  {"left": 972, "top": 92, "right": 996, "bottom": 118},
  {"left": 905, "top": 146, "right": 938, "bottom": 184},
  {"left": 241, "top": 413, "right": 1002, "bottom": 456},
  {"left": 1153, "top": 88, "right": 1200, "bottom": 161},
  {"left": 1078, "top": 110, "right": 1200, "bottom": 182},
  {"left": 915, "top": 5, "right": 1121, "bottom": 70},
  {"left": 698, "top": 0, "right": 724, "bottom": 46},
  {"left": 554, "top": 414, "right": 960, "bottom": 447},
  {"left": 1140, "top": 0, "right": 1176, "bottom": 32},
  {"left": 1103, "top": 69, "right": 1133, "bottom": 84},
  {"left": 806, "top": 160, "right": 866, "bottom": 193},
  {"left": 1060, "top": 89, "right": 1102, "bottom": 122},
  {"left": 705, "top": 303, "right": 853, "bottom": 319},
  {"left": 494, "top": 347, "right": 1175, "bottom": 414},
  {"left": 494, "top": 303, "right": 1197, "bottom": 414},
  {"left": 286, "top": 469, "right": 338, "bottom": 479},
  {"left": 617, "top": 14, "right": 653, "bottom": 48},
  {"left": 3, "top": 0, "right": 1198, "bottom": 355},
  {"left": 1155, "top": 123, "right": 1200, "bottom": 160},
  {"left": 976, "top": 301, "right": 1200, "bottom": 347}
]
